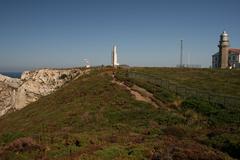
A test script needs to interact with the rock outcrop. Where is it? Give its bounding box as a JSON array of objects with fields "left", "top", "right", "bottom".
[{"left": 0, "top": 68, "right": 86, "bottom": 117}]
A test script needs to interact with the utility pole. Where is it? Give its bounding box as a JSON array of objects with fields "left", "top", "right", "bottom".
[
  {"left": 180, "top": 40, "right": 183, "bottom": 67},
  {"left": 187, "top": 53, "right": 190, "bottom": 67}
]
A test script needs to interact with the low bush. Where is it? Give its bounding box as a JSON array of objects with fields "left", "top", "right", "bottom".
[
  {"left": 0, "top": 132, "right": 26, "bottom": 145},
  {"left": 207, "top": 133, "right": 240, "bottom": 159},
  {"left": 3, "top": 137, "right": 44, "bottom": 153},
  {"left": 154, "top": 88, "right": 176, "bottom": 103},
  {"left": 182, "top": 98, "right": 240, "bottom": 125}
]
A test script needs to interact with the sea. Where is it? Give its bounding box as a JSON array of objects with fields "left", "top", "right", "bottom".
[{"left": 0, "top": 72, "right": 22, "bottom": 78}]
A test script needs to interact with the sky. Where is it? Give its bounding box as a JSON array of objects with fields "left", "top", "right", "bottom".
[{"left": 0, "top": 0, "right": 240, "bottom": 72}]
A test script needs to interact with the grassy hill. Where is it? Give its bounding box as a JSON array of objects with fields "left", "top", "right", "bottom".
[
  {"left": 0, "top": 68, "right": 239, "bottom": 159},
  {"left": 128, "top": 67, "right": 240, "bottom": 97}
]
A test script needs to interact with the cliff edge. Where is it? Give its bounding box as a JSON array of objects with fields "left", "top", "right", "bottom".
[{"left": 0, "top": 68, "right": 85, "bottom": 116}]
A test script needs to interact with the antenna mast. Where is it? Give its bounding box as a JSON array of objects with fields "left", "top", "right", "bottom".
[{"left": 180, "top": 40, "right": 183, "bottom": 67}]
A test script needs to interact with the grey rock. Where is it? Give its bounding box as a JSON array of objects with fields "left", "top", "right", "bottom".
[{"left": 0, "top": 68, "right": 87, "bottom": 117}]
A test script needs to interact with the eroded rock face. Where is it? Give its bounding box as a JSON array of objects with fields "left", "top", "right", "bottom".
[{"left": 0, "top": 68, "right": 85, "bottom": 117}]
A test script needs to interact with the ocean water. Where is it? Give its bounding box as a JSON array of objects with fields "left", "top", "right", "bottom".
[{"left": 0, "top": 72, "right": 22, "bottom": 78}]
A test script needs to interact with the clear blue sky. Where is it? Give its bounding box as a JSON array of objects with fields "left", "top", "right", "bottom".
[{"left": 0, "top": 0, "right": 239, "bottom": 71}]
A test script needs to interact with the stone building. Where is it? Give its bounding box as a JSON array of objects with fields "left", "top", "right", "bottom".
[{"left": 212, "top": 31, "right": 240, "bottom": 68}]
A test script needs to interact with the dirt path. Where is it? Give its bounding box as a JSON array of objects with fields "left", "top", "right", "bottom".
[{"left": 112, "top": 79, "right": 164, "bottom": 108}]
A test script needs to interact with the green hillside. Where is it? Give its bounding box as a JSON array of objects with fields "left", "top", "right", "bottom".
[
  {"left": 0, "top": 69, "right": 239, "bottom": 160},
  {"left": 128, "top": 67, "right": 240, "bottom": 97}
]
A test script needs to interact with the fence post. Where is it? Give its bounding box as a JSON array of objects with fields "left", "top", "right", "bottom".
[
  {"left": 69, "top": 148, "right": 72, "bottom": 160},
  {"left": 165, "top": 80, "right": 168, "bottom": 89},
  {"left": 183, "top": 87, "right": 186, "bottom": 99},
  {"left": 126, "top": 71, "right": 129, "bottom": 78},
  {"left": 185, "top": 88, "right": 189, "bottom": 98},
  {"left": 223, "top": 96, "right": 226, "bottom": 108},
  {"left": 208, "top": 94, "right": 211, "bottom": 104}
]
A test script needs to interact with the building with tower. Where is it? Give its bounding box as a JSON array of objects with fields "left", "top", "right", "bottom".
[
  {"left": 112, "top": 45, "right": 119, "bottom": 68},
  {"left": 212, "top": 31, "right": 240, "bottom": 68}
]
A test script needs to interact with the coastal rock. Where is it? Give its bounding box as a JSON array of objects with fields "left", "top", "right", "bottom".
[
  {"left": 0, "top": 68, "right": 86, "bottom": 117},
  {"left": 0, "top": 74, "right": 22, "bottom": 88},
  {"left": 0, "top": 81, "right": 17, "bottom": 116}
]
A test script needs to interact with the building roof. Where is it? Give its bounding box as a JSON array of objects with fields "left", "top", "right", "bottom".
[
  {"left": 222, "top": 31, "right": 228, "bottom": 36},
  {"left": 229, "top": 48, "right": 240, "bottom": 55},
  {"left": 212, "top": 52, "right": 219, "bottom": 56}
]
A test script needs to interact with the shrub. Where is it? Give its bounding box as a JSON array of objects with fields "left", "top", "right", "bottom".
[
  {"left": 3, "top": 137, "right": 44, "bottom": 153},
  {"left": 0, "top": 132, "right": 25, "bottom": 145},
  {"left": 182, "top": 98, "right": 216, "bottom": 116},
  {"left": 162, "top": 126, "right": 186, "bottom": 139},
  {"left": 154, "top": 88, "right": 176, "bottom": 103},
  {"left": 59, "top": 74, "right": 68, "bottom": 80},
  {"left": 182, "top": 97, "right": 240, "bottom": 125},
  {"left": 153, "top": 111, "right": 185, "bottom": 126},
  {"left": 207, "top": 134, "right": 240, "bottom": 159},
  {"left": 95, "top": 145, "right": 126, "bottom": 160}
]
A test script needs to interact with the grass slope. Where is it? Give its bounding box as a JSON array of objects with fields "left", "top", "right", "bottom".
[
  {"left": 0, "top": 69, "right": 237, "bottom": 159},
  {"left": 130, "top": 67, "right": 240, "bottom": 97},
  {"left": 117, "top": 67, "right": 240, "bottom": 159}
]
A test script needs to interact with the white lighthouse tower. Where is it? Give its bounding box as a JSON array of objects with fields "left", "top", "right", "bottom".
[{"left": 112, "top": 45, "right": 119, "bottom": 68}]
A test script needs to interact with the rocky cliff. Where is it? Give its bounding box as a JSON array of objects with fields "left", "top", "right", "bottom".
[{"left": 0, "top": 68, "right": 85, "bottom": 117}]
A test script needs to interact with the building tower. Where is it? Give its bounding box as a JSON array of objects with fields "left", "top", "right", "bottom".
[
  {"left": 218, "top": 31, "right": 230, "bottom": 68},
  {"left": 112, "top": 45, "right": 119, "bottom": 68}
]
